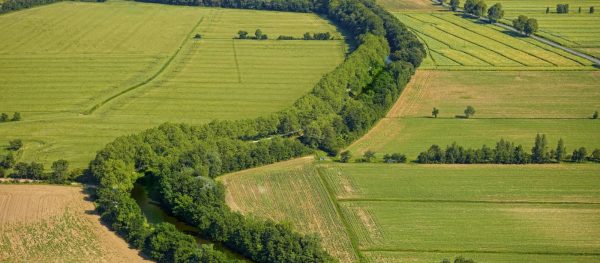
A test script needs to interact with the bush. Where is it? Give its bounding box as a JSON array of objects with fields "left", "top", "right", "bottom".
[
  {"left": 383, "top": 153, "right": 407, "bottom": 163},
  {"left": 8, "top": 139, "right": 23, "bottom": 151}
]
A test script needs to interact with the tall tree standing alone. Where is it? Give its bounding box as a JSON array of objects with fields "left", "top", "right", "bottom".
[
  {"left": 487, "top": 3, "right": 504, "bottom": 23},
  {"left": 432, "top": 107, "right": 440, "bottom": 118},
  {"left": 464, "top": 106, "right": 476, "bottom": 118}
]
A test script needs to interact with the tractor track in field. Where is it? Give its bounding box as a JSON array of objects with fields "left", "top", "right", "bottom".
[{"left": 81, "top": 16, "right": 206, "bottom": 115}]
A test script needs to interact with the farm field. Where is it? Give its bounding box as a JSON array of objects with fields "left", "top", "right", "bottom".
[
  {"left": 0, "top": 1, "right": 345, "bottom": 168},
  {"left": 219, "top": 157, "right": 358, "bottom": 263},
  {"left": 394, "top": 12, "right": 594, "bottom": 69},
  {"left": 376, "top": 0, "right": 443, "bottom": 11},
  {"left": 0, "top": 184, "right": 147, "bottom": 262},
  {"left": 491, "top": 0, "right": 600, "bottom": 58}
]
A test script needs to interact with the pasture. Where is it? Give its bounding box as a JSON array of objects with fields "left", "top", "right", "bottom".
[
  {"left": 395, "top": 12, "right": 594, "bottom": 69},
  {"left": 0, "top": 184, "right": 146, "bottom": 262},
  {"left": 218, "top": 157, "right": 358, "bottom": 263},
  {"left": 0, "top": 1, "right": 344, "bottom": 167},
  {"left": 491, "top": 0, "right": 600, "bottom": 58}
]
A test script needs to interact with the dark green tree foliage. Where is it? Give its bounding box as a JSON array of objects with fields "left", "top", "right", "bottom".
[
  {"left": 237, "top": 30, "right": 248, "bottom": 39},
  {"left": 513, "top": 15, "right": 528, "bottom": 33},
  {"left": 546, "top": 7, "right": 550, "bottom": 13},
  {"left": 531, "top": 133, "right": 549, "bottom": 163},
  {"left": 593, "top": 110, "right": 598, "bottom": 119},
  {"left": 464, "top": 105, "right": 475, "bottom": 118},
  {"left": 0, "top": 113, "right": 8, "bottom": 122},
  {"left": 11, "top": 112, "right": 21, "bottom": 121},
  {"left": 487, "top": 3, "right": 504, "bottom": 22},
  {"left": 362, "top": 150, "right": 376, "bottom": 162},
  {"left": 90, "top": 0, "right": 424, "bottom": 261},
  {"left": 591, "top": 6, "right": 595, "bottom": 13},
  {"left": 432, "top": 107, "right": 439, "bottom": 118},
  {"left": 417, "top": 139, "right": 531, "bottom": 164},
  {"left": 340, "top": 150, "right": 352, "bottom": 162},
  {"left": 383, "top": 153, "right": 406, "bottom": 163},
  {"left": 464, "top": 0, "right": 486, "bottom": 16},
  {"left": 571, "top": 147, "right": 588, "bottom": 162},
  {"left": 8, "top": 139, "right": 23, "bottom": 151},
  {"left": 523, "top": 18, "right": 538, "bottom": 35},
  {"left": 555, "top": 138, "right": 566, "bottom": 162},
  {"left": 0, "top": 153, "right": 15, "bottom": 169},
  {"left": 51, "top": 159, "right": 70, "bottom": 183},
  {"left": 11, "top": 162, "right": 44, "bottom": 179},
  {"left": 556, "top": 4, "right": 569, "bottom": 13},
  {"left": 450, "top": 0, "right": 460, "bottom": 11},
  {"left": 0, "top": 0, "right": 58, "bottom": 13},
  {"left": 590, "top": 149, "right": 600, "bottom": 162}
]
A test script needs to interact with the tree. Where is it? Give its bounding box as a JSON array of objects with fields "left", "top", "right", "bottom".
[
  {"left": 237, "top": 30, "right": 248, "bottom": 39},
  {"left": 487, "top": 3, "right": 504, "bottom": 23},
  {"left": 546, "top": 7, "right": 550, "bottom": 13},
  {"left": 51, "top": 159, "right": 69, "bottom": 182},
  {"left": 592, "top": 110, "right": 598, "bottom": 119},
  {"left": 464, "top": 105, "right": 475, "bottom": 118},
  {"left": 0, "top": 113, "right": 7, "bottom": 122},
  {"left": 254, "top": 29, "right": 263, "bottom": 39},
  {"left": 591, "top": 6, "right": 595, "bottom": 13},
  {"left": 11, "top": 112, "right": 21, "bottom": 121},
  {"left": 531, "top": 134, "right": 549, "bottom": 163},
  {"left": 29, "top": 162, "right": 44, "bottom": 179},
  {"left": 454, "top": 256, "right": 476, "bottom": 263},
  {"left": 473, "top": 0, "right": 487, "bottom": 16},
  {"left": 524, "top": 18, "right": 538, "bottom": 36},
  {"left": 384, "top": 153, "right": 407, "bottom": 163},
  {"left": 432, "top": 107, "right": 439, "bottom": 118},
  {"left": 340, "top": 150, "right": 352, "bottom": 163},
  {"left": 260, "top": 34, "right": 268, "bottom": 40},
  {"left": 450, "top": 0, "right": 460, "bottom": 11},
  {"left": 571, "top": 147, "right": 587, "bottom": 162},
  {"left": 513, "top": 15, "right": 528, "bottom": 33},
  {"left": 194, "top": 33, "right": 202, "bottom": 39},
  {"left": 555, "top": 138, "right": 566, "bottom": 162},
  {"left": 0, "top": 153, "right": 15, "bottom": 169},
  {"left": 303, "top": 32, "right": 314, "bottom": 40},
  {"left": 578, "top": 6, "right": 581, "bottom": 13},
  {"left": 590, "top": 149, "right": 600, "bottom": 162},
  {"left": 8, "top": 139, "right": 22, "bottom": 151},
  {"left": 463, "top": 0, "right": 476, "bottom": 14},
  {"left": 363, "top": 150, "right": 376, "bottom": 162}
]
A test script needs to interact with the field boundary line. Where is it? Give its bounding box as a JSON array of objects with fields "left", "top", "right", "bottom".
[
  {"left": 360, "top": 248, "right": 600, "bottom": 256},
  {"left": 430, "top": 13, "right": 559, "bottom": 67},
  {"left": 81, "top": 16, "right": 206, "bottom": 115},
  {"left": 231, "top": 39, "right": 242, "bottom": 83},
  {"left": 315, "top": 166, "right": 365, "bottom": 263},
  {"left": 337, "top": 198, "right": 600, "bottom": 205}
]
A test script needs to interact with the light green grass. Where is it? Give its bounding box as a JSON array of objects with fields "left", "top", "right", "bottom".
[
  {"left": 395, "top": 12, "right": 594, "bottom": 69},
  {"left": 0, "top": 1, "right": 345, "bottom": 167},
  {"left": 491, "top": 0, "right": 600, "bottom": 57},
  {"left": 364, "top": 251, "right": 600, "bottom": 263}
]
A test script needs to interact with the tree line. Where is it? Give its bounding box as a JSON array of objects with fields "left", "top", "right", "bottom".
[
  {"left": 236, "top": 29, "right": 268, "bottom": 39},
  {"left": 278, "top": 32, "right": 333, "bottom": 40},
  {"left": 90, "top": 0, "right": 424, "bottom": 262},
  {"left": 417, "top": 134, "right": 600, "bottom": 164}
]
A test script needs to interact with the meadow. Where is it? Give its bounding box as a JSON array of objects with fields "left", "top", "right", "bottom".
[
  {"left": 0, "top": 184, "right": 146, "bottom": 262},
  {"left": 394, "top": 12, "right": 594, "bottom": 69},
  {"left": 490, "top": 0, "right": 600, "bottom": 58},
  {"left": 0, "top": 1, "right": 344, "bottom": 168}
]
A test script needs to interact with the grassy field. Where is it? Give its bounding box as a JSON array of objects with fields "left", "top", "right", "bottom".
[
  {"left": 376, "top": 0, "right": 443, "bottom": 11},
  {"left": 395, "top": 12, "right": 594, "bottom": 69},
  {"left": 490, "top": 0, "right": 600, "bottom": 58},
  {"left": 0, "top": 1, "right": 344, "bottom": 168},
  {"left": 319, "top": 163, "right": 600, "bottom": 262},
  {"left": 218, "top": 157, "right": 358, "bottom": 263},
  {"left": 0, "top": 184, "right": 147, "bottom": 262}
]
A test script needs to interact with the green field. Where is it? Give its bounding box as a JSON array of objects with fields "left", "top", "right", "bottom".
[
  {"left": 321, "top": 163, "right": 600, "bottom": 262},
  {"left": 0, "top": 1, "right": 344, "bottom": 167},
  {"left": 491, "top": 0, "right": 600, "bottom": 58},
  {"left": 395, "top": 12, "right": 594, "bottom": 69}
]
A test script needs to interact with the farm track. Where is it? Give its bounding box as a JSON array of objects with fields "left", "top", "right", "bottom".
[{"left": 81, "top": 16, "right": 206, "bottom": 115}]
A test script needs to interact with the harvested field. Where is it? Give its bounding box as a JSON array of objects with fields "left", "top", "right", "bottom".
[{"left": 0, "top": 184, "right": 147, "bottom": 262}]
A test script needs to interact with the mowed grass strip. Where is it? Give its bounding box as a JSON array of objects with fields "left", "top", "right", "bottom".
[
  {"left": 491, "top": 0, "right": 600, "bottom": 56},
  {"left": 395, "top": 12, "right": 594, "bottom": 69},
  {"left": 218, "top": 158, "right": 358, "bottom": 263},
  {"left": 387, "top": 70, "right": 600, "bottom": 119},
  {"left": 341, "top": 201, "right": 600, "bottom": 255},
  {"left": 0, "top": 1, "right": 345, "bottom": 168},
  {"left": 321, "top": 163, "right": 600, "bottom": 203}
]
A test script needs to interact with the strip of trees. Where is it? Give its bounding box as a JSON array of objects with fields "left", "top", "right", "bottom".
[
  {"left": 417, "top": 134, "right": 600, "bottom": 164},
  {"left": 277, "top": 32, "right": 333, "bottom": 40},
  {"left": 513, "top": 15, "right": 538, "bottom": 36},
  {"left": 236, "top": 29, "right": 268, "bottom": 39},
  {"left": 91, "top": 0, "right": 424, "bottom": 262}
]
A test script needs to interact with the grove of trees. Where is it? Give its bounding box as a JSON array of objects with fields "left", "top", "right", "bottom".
[{"left": 513, "top": 15, "right": 538, "bottom": 36}]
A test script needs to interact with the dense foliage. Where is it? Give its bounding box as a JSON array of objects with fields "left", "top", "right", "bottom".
[
  {"left": 417, "top": 134, "right": 600, "bottom": 164},
  {"left": 90, "top": 0, "right": 424, "bottom": 261}
]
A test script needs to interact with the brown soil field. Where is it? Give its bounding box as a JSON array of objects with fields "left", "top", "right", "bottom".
[{"left": 0, "top": 184, "right": 148, "bottom": 262}]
